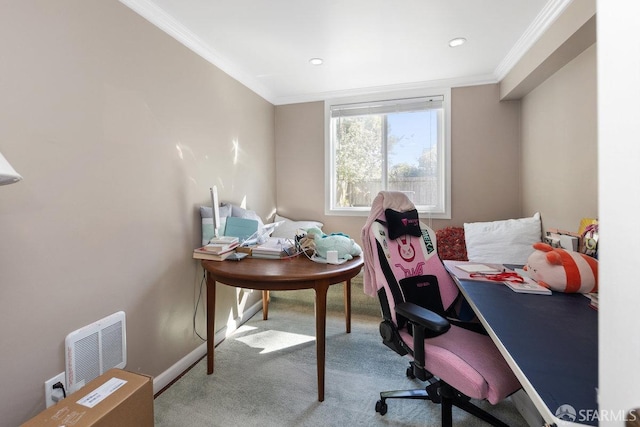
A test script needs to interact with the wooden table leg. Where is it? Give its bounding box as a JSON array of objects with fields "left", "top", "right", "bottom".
[
  {"left": 344, "top": 280, "right": 351, "bottom": 333},
  {"left": 262, "top": 290, "right": 270, "bottom": 320},
  {"left": 314, "top": 282, "right": 330, "bottom": 402},
  {"left": 206, "top": 273, "right": 216, "bottom": 375}
]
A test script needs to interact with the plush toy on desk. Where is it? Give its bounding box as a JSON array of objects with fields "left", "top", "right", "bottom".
[
  {"left": 524, "top": 242, "right": 598, "bottom": 293},
  {"left": 305, "top": 227, "right": 362, "bottom": 260}
]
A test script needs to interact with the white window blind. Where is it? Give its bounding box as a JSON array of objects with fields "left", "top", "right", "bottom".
[{"left": 330, "top": 96, "right": 444, "bottom": 118}]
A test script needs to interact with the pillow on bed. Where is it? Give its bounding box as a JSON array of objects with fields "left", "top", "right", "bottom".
[
  {"left": 464, "top": 212, "right": 541, "bottom": 265},
  {"left": 231, "top": 205, "right": 264, "bottom": 224},
  {"left": 271, "top": 214, "right": 323, "bottom": 240}
]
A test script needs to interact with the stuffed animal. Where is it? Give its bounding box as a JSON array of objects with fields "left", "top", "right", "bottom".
[
  {"left": 524, "top": 242, "right": 598, "bottom": 293},
  {"left": 305, "top": 227, "right": 362, "bottom": 260}
]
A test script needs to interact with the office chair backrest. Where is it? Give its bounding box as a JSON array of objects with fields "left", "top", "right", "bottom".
[{"left": 368, "top": 210, "right": 459, "bottom": 329}]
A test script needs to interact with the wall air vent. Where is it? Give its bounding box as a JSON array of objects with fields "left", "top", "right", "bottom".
[{"left": 65, "top": 311, "right": 126, "bottom": 393}]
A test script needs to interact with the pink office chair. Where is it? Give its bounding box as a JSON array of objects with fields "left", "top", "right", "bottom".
[{"left": 362, "top": 192, "right": 521, "bottom": 427}]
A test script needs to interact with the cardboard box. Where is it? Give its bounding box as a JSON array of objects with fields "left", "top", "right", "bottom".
[{"left": 22, "top": 369, "right": 153, "bottom": 427}]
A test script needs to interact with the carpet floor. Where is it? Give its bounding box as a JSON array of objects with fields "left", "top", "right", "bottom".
[{"left": 154, "top": 281, "right": 528, "bottom": 426}]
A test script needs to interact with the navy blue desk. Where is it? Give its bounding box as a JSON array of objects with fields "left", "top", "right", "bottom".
[{"left": 454, "top": 276, "right": 598, "bottom": 426}]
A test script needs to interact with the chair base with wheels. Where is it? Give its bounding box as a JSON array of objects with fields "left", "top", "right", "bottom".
[{"left": 375, "top": 370, "right": 511, "bottom": 427}]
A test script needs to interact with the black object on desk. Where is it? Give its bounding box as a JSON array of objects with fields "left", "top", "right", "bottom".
[{"left": 456, "top": 278, "right": 598, "bottom": 426}]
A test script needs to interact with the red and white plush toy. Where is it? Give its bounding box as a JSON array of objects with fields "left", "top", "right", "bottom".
[{"left": 524, "top": 242, "right": 598, "bottom": 293}]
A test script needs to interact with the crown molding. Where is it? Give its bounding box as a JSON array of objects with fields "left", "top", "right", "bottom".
[
  {"left": 494, "top": 0, "right": 574, "bottom": 81},
  {"left": 118, "top": 0, "right": 275, "bottom": 103}
]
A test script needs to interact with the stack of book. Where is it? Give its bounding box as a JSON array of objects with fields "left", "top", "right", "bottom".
[
  {"left": 193, "top": 236, "right": 239, "bottom": 261},
  {"left": 251, "top": 237, "right": 295, "bottom": 259},
  {"left": 206, "top": 236, "right": 239, "bottom": 252}
]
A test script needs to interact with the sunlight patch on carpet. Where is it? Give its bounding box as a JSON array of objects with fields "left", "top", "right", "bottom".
[{"left": 234, "top": 329, "right": 315, "bottom": 354}]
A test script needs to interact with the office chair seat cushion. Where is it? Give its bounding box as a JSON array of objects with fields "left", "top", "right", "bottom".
[{"left": 400, "top": 325, "right": 521, "bottom": 404}]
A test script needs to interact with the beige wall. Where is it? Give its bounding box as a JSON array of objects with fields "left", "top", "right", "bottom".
[
  {"left": 275, "top": 84, "right": 522, "bottom": 243},
  {"left": 450, "top": 84, "right": 523, "bottom": 224},
  {"left": 0, "top": 2, "right": 274, "bottom": 425},
  {"left": 274, "top": 101, "right": 326, "bottom": 222},
  {"left": 521, "top": 44, "right": 598, "bottom": 231}
]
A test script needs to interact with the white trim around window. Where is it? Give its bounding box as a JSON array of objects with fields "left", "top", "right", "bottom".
[{"left": 324, "top": 88, "right": 451, "bottom": 219}]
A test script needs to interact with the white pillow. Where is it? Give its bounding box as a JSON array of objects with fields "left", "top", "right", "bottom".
[
  {"left": 464, "top": 212, "right": 541, "bottom": 265},
  {"left": 271, "top": 214, "right": 323, "bottom": 239}
]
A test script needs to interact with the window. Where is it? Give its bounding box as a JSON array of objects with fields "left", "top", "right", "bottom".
[{"left": 325, "top": 89, "right": 451, "bottom": 218}]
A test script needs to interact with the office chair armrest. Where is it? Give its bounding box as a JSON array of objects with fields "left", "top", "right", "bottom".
[
  {"left": 395, "top": 302, "right": 451, "bottom": 336},
  {"left": 395, "top": 302, "right": 451, "bottom": 381}
]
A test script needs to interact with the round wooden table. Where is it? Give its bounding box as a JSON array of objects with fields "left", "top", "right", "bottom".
[{"left": 202, "top": 254, "right": 364, "bottom": 402}]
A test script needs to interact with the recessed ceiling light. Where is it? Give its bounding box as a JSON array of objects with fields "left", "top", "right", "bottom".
[
  {"left": 309, "top": 58, "right": 324, "bottom": 65},
  {"left": 448, "top": 38, "right": 467, "bottom": 48}
]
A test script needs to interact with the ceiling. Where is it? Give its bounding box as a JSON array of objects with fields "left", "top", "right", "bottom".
[{"left": 120, "top": 0, "right": 573, "bottom": 105}]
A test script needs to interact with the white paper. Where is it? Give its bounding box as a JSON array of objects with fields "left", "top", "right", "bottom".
[
  {"left": 77, "top": 377, "right": 127, "bottom": 408},
  {"left": 455, "top": 263, "right": 502, "bottom": 273}
]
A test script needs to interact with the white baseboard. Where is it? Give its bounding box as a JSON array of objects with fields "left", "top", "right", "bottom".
[
  {"left": 510, "top": 389, "right": 545, "bottom": 427},
  {"left": 153, "top": 300, "right": 263, "bottom": 395}
]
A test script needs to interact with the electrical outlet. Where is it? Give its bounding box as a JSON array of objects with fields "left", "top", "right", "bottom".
[{"left": 44, "top": 372, "right": 66, "bottom": 408}]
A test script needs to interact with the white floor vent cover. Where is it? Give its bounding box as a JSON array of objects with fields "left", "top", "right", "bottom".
[{"left": 65, "top": 311, "right": 126, "bottom": 393}]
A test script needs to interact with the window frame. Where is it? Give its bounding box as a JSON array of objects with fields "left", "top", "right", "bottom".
[{"left": 324, "top": 88, "right": 452, "bottom": 218}]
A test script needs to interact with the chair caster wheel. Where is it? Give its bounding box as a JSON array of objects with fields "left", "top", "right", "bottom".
[
  {"left": 375, "top": 399, "right": 388, "bottom": 415},
  {"left": 406, "top": 366, "right": 415, "bottom": 379}
]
